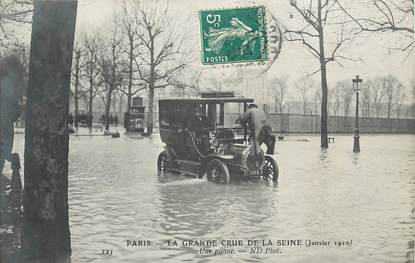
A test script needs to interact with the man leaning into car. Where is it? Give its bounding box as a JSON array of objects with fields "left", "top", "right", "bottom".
[{"left": 240, "top": 104, "right": 275, "bottom": 155}]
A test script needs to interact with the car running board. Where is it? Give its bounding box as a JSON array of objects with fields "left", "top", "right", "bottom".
[
  {"left": 175, "top": 159, "right": 202, "bottom": 165},
  {"left": 169, "top": 168, "right": 200, "bottom": 178}
]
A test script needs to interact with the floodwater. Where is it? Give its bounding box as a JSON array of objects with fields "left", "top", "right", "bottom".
[{"left": 4, "top": 132, "right": 415, "bottom": 262}]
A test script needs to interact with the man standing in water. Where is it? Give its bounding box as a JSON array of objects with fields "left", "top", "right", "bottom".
[
  {"left": 240, "top": 104, "right": 275, "bottom": 154},
  {"left": 0, "top": 55, "right": 23, "bottom": 175}
]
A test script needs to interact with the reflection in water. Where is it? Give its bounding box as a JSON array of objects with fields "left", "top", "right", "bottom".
[
  {"left": 1, "top": 133, "right": 414, "bottom": 262},
  {"left": 353, "top": 152, "right": 360, "bottom": 166},
  {"left": 0, "top": 174, "right": 22, "bottom": 262},
  {"left": 319, "top": 148, "right": 330, "bottom": 168},
  {"left": 156, "top": 175, "right": 279, "bottom": 262}
]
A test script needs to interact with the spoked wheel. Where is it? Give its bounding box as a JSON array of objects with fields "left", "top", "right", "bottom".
[
  {"left": 157, "top": 151, "right": 171, "bottom": 172},
  {"left": 206, "top": 159, "right": 230, "bottom": 185},
  {"left": 263, "top": 155, "right": 279, "bottom": 181}
]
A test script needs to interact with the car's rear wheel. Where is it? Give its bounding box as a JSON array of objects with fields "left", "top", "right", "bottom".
[
  {"left": 263, "top": 156, "right": 279, "bottom": 181},
  {"left": 157, "top": 151, "right": 170, "bottom": 172},
  {"left": 206, "top": 159, "right": 230, "bottom": 185}
]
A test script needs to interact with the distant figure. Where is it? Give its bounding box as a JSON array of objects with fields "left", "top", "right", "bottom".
[
  {"left": 109, "top": 114, "right": 114, "bottom": 125},
  {"left": 186, "top": 107, "right": 211, "bottom": 155},
  {"left": 240, "top": 104, "right": 275, "bottom": 154},
  {"left": 114, "top": 115, "right": 119, "bottom": 126},
  {"left": 0, "top": 55, "right": 23, "bottom": 175},
  {"left": 88, "top": 113, "right": 93, "bottom": 127},
  {"left": 74, "top": 112, "right": 79, "bottom": 128},
  {"left": 68, "top": 112, "right": 74, "bottom": 125}
]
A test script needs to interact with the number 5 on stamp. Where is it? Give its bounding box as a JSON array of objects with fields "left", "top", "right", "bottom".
[{"left": 199, "top": 6, "right": 268, "bottom": 65}]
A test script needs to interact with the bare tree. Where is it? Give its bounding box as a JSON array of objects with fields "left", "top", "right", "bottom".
[
  {"left": 0, "top": 0, "right": 33, "bottom": 52},
  {"left": 71, "top": 43, "right": 86, "bottom": 130},
  {"left": 371, "top": 77, "right": 387, "bottom": 117},
  {"left": 394, "top": 86, "right": 406, "bottom": 118},
  {"left": 285, "top": 0, "right": 353, "bottom": 147},
  {"left": 83, "top": 34, "right": 101, "bottom": 128},
  {"left": 330, "top": 85, "right": 341, "bottom": 116},
  {"left": 132, "top": 0, "right": 187, "bottom": 134},
  {"left": 118, "top": 2, "right": 146, "bottom": 131},
  {"left": 338, "top": 0, "right": 414, "bottom": 54},
  {"left": 383, "top": 75, "right": 403, "bottom": 118},
  {"left": 334, "top": 80, "right": 353, "bottom": 116},
  {"left": 0, "top": 44, "right": 30, "bottom": 101},
  {"left": 270, "top": 75, "right": 288, "bottom": 113},
  {"left": 407, "top": 104, "right": 415, "bottom": 118},
  {"left": 314, "top": 85, "right": 322, "bottom": 115},
  {"left": 167, "top": 68, "right": 200, "bottom": 98},
  {"left": 360, "top": 82, "right": 372, "bottom": 117},
  {"left": 98, "top": 25, "right": 124, "bottom": 130},
  {"left": 295, "top": 77, "right": 314, "bottom": 115}
]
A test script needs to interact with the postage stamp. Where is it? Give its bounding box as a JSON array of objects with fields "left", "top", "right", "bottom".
[{"left": 199, "top": 6, "right": 268, "bottom": 65}]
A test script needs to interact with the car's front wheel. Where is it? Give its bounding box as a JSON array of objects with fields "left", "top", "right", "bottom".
[
  {"left": 157, "top": 151, "right": 170, "bottom": 172},
  {"left": 206, "top": 159, "right": 230, "bottom": 184},
  {"left": 263, "top": 155, "right": 279, "bottom": 181}
]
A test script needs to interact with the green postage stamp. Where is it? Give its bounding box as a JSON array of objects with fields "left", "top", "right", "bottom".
[{"left": 199, "top": 6, "right": 268, "bottom": 65}]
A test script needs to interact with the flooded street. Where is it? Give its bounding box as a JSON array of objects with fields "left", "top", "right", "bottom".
[{"left": 5, "top": 133, "right": 415, "bottom": 262}]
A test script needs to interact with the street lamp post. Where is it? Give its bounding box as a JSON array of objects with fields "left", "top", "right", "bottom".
[{"left": 352, "top": 75, "right": 363, "bottom": 152}]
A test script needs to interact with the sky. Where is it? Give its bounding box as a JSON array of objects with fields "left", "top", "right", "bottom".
[{"left": 74, "top": 0, "right": 414, "bottom": 103}]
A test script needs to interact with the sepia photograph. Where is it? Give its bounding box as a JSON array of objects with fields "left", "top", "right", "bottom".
[{"left": 0, "top": 0, "right": 414, "bottom": 262}]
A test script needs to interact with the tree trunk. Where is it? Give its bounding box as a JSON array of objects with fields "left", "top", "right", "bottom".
[
  {"left": 105, "top": 89, "right": 112, "bottom": 130},
  {"left": 88, "top": 83, "right": 93, "bottom": 128},
  {"left": 147, "top": 87, "right": 154, "bottom": 134},
  {"left": 73, "top": 50, "right": 81, "bottom": 130},
  {"left": 124, "top": 34, "right": 134, "bottom": 132},
  {"left": 23, "top": 0, "right": 77, "bottom": 262},
  {"left": 126, "top": 82, "right": 132, "bottom": 132},
  {"left": 320, "top": 68, "right": 329, "bottom": 148},
  {"left": 147, "top": 38, "right": 155, "bottom": 134},
  {"left": 318, "top": 0, "right": 328, "bottom": 148},
  {"left": 119, "top": 94, "right": 122, "bottom": 112},
  {"left": 127, "top": 46, "right": 133, "bottom": 114},
  {"left": 126, "top": 93, "right": 132, "bottom": 131},
  {"left": 112, "top": 93, "right": 116, "bottom": 113},
  {"left": 74, "top": 77, "right": 79, "bottom": 129},
  {"left": 126, "top": 92, "right": 131, "bottom": 115}
]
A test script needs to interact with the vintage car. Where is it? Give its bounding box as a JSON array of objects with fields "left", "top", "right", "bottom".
[{"left": 156, "top": 93, "right": 279, "bottom": 184}]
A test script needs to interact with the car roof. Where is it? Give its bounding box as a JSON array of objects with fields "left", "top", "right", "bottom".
[{"left": 159, "top": 98, "right": 254, "bottom": 103}]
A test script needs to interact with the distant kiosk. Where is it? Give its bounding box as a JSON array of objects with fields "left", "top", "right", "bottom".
[{"left": 125, "top": 96, "right": 145, "bottom": 132}]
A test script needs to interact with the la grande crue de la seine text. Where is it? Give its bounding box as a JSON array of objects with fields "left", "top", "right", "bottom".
[{"left": 127, "top": 239, "right": 303, "bottom": 247}]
